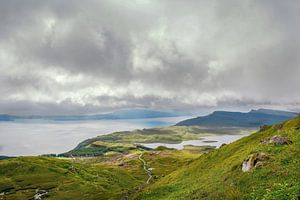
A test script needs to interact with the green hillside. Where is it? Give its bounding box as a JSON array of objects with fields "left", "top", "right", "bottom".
[
  {"left": 64, "top": 126, "right": 252, "bottom": 157},
  {"left": 0, "top": 149, "right": 200, "bottom": 199},
  {"left": 0, "top": 156, "right": 146, "bottom": 200},
  {"left": 135, "top": 117, "right": 300, "bottom": 200},
  {"left": 1, "top": 117, "right": 300, "bottom": 199}
]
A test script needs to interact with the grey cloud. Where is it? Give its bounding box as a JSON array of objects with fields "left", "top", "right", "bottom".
[{"left": 0, "top": 0, "right": 299, "bottom": 115}]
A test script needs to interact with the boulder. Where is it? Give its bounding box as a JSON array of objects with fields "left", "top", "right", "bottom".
[
  {"left": 242, "top": 152, "right": 268, "bottom": 172},
  {"left": 261, "top": 135, "right": 292, "bottom": 145}
]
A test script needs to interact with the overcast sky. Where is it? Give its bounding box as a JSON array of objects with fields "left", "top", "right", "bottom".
[{"left": 0, "top": 0, "right": 299, "bottom": 115}]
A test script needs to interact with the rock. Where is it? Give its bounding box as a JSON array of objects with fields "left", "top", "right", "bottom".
[
  {"left": 260, "top": 125, "right": 270, "bottom": 131},
  {"left": 242, "top": 152, "right": 268, "bottom": 172},
  {"left": 242, "top": 159, "right": 251, "bottom": 172},
  {"left": 34, "top": 189, "right": 49, "bottom": 200},
  {"left": 261, "top": 135, "right": 292, "bottom": 145}
]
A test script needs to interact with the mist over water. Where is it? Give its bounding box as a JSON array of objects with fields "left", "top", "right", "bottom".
[{"left": 0, "top": 116, "right": 189, "bottom": 156}]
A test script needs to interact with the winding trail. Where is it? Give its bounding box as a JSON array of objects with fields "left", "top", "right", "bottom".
[{"left": 138, "top": 152, "right": 152, "bottom": 184}]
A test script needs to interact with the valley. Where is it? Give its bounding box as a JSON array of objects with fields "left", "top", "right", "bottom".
[{"left": 1, "top": 109, "right": 299, "bottom": 199}]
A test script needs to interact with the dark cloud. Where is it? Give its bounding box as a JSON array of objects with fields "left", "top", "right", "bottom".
[{"left": 0, "top": 0, "right": 299, "bottom": 115}]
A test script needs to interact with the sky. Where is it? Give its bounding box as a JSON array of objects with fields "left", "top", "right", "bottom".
[{"left": 0, "top": 0, "right": 299, "bottom": 115}]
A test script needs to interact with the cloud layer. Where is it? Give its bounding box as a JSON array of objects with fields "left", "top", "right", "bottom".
[{"left": 0, "top": 0, "right": 300, "bottom": 115}]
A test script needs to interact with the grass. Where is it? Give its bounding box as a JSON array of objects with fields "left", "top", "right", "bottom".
[
  {"left": 134, "top": 117, "right": 300, "bottom": 200},
  {"left": 65, "top": 126, "right": 252, "bottom": 157},
  {"left": 183, "top": 145, "right": 216, "bottom": 152},
  {"left": 2, "top": 117, "right": 294, "bottom": 199},
  {"left": 0, "top": 156, "right": 145, "bottom": 199},
  {"left": 0, "top": 147, "right": 201, "bottom": 199}
]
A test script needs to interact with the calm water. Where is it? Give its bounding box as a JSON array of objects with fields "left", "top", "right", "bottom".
[
  {"left": 0, "top": 116, "right": 190, "bottom": 156},
  {"left": 141, "top": 134, "right": 251, "bottom": 150}
]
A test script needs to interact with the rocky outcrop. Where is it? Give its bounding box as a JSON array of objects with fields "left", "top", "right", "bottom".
[
  {"left": 242, "top": 152, "right": 268, "bottom": 172},
  {"left": 259, "top": 125, "right": 270, "bottom": 131},
  {"left": 261, "top": 135, "right": 292, "bottom": 145}
]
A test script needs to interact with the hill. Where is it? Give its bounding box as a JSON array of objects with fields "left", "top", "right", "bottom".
[
  {"left": 2, "top": 115, "right": 300, "bottom": 199},
  {"left": 0, "top": 156, "right": 12, "bottom": 160},
  {"left": 0, "top": 156, "right": 147, "bottom": 199},
  {"left": 0, "top": 149, "right": 200, "bottom": 199},
  {"left": 135, "top": 117, "right": 300, "bottom": 199},
  {"left": 176, "top": 108, "right": 299, "bottom": 127},
  {"left": 62, "top": 125, "right": 252, "bottom": 157}
]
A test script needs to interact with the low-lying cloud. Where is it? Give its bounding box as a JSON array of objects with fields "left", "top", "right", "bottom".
[{"left": 0, "top": 0, "right": 299, "bottom": 115}]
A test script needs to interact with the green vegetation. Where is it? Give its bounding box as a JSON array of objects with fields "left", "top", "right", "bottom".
[
  {"left": 0, "top": 156, "right": 145, "bottom": 199},
  {"left": 2, "top": 116, "right": 299, "bottom": 199},
  {"left": 182, "top": 145, "right": 216, "bottom": 152},
  {"left": 0, "top": 148, "right": 201, "bottom": 199},
  {"left": 142, "top": 150, "right": 200, "bottom": 179},
  {"left": 65, "top": 125, "right": 252, "bottom": 157},
  {"left": 89, "top": 126, "right": 204, "bottom": 144},
  {"left": 135, "top": 117, "right": 300, "bottom": 200}
]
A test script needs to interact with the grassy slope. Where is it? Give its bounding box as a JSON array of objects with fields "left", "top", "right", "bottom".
[
  {"left": 0, "top": 156, "right": 145, "bottom": 200},
  {"left": 135, "top": 117, "right": 300, "bottom": 200},
  {"left": 0, "top": 149, "right": 201, "bottom": 200}
]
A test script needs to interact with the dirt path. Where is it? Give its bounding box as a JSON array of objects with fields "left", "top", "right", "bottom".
[{"left": 138, "top": 152, "right": 152, "bottom": 184}]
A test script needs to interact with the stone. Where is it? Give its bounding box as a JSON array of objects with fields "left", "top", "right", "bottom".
[
  {"left": 242, "top": 152, "right": 268, "bottom": 172},
  {"left": 34, "top": 189, "right": 49, "bottom": 200},
  {"left": 260, "top": 125, "right": 270, "bottom": 131},
  {"left": 261, "top": 135, "right": 292, "bottom": 145},
  {"left": 242, "top": 159, "right": 251, "bottom": 172}
]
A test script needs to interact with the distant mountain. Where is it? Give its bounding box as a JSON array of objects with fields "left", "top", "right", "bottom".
[
  {"left": 176, "top": 108, "right": 299, "bottom": 127},
  {"left": 0, "top": 114, "right": 16, "bottom": 121},
  {"left": 0, "top": 156, "right": 13, "bottom": 160},
  {"left": 0, "top": 109, "right": 182, "bottom": 122}
]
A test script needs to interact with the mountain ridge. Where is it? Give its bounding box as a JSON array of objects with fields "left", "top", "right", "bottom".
[{"left": 176, "top": 108, "right": 299, "bottom": 127}]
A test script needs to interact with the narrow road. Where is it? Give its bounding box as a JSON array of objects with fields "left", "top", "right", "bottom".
[{"left": 138, "top": 152, "right": 152, "bottom": 184}]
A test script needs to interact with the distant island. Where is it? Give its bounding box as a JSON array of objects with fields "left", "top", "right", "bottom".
[{"left": 176, "top": 108, "right": 299, "bottom": 127}]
